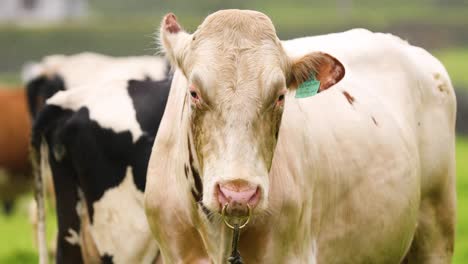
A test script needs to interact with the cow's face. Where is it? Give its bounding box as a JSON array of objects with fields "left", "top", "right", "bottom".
[{"left": 160, "top": 10, "right": 344, "bottom": 217}]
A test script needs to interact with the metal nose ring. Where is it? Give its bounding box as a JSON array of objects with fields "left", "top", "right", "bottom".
[{"left": 221, "top": 203, "right": 252, "bottom": 229}]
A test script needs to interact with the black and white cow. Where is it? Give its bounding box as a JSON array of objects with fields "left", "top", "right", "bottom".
[
  {"left": 24, "top": 52, "right": 168, "bottom": 119},
  {"left": 24, "top": 53, "right": 170, "bottom": 262},
  {"left": 31, "top": 74, "right": 172, "bottom": 263}
]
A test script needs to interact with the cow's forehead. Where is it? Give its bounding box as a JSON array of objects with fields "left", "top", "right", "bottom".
[
  {"left": 189, "top": 50, "right": 285, "bottom": 104},
  {"left": 194, "top": 9, "right": 278, "bottom": 43},
  {"left": 184, "top": 10, "right": 289, "bottom": 103}
]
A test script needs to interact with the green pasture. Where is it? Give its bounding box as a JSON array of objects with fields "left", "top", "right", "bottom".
[
  {"left": 435, "top": 48, "right": 468, "bottom": 89},
  {"left": 0, "top": 137, "right": 467, "bottom": 263},
  {"left": 0, "top": 198, "right": 56, "bottom": 263},
  {"left": 455, "top": 137, "right": 468, "bottom": 263}
]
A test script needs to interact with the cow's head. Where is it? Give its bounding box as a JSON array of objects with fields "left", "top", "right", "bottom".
[{"left": 159, "top": 10, "right": 344, "bottom": 217}]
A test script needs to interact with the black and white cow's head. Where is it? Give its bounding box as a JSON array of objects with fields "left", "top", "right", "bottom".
[{"left": 26, "top": 74, "right": 66, "bottom": 119}]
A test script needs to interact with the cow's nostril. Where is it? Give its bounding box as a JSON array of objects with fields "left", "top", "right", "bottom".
[{"left": 216, "top": 181, "right": 261, "bottom": 212}]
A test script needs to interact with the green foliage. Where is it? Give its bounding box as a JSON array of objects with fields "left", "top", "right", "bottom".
[
  {"left": 0, "top": 21, "right": 159, "bottom": 74},
  {"left": 436, "top": 48, "right": 468, "bottom": 89}
]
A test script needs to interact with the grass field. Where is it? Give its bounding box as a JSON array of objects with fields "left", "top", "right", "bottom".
[
  {"left": 0, "top": 198, "right": 56, "bottom": 263},
  {"left": 0, "top": 137, "right": 467, "bottom": 263},
  {"left": 455, "top": 137, "right": 468, "bottom": 263},
  {"left": 435, "top": 48, "right": 468, "bottom": 89}
]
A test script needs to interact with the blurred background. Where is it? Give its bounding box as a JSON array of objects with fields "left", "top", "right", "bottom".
[{"left": 0, "top": 0, "right": 467, "bottom": 263}]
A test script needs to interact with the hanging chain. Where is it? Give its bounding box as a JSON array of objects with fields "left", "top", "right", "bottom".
[
  {"left": 222, "top": 204, "right": 252, "bottom": 264},
  {"left": 228, "top": 224, "right": 243, "bottom": 264}
]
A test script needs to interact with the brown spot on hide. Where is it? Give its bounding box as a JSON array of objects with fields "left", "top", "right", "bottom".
[
  {"left": 191, "top": 189, "right": 202, "bottom": 202},
  {"left": 371, "top": 116, "right": 378, "bottom": 126},
  {"left": 184, "top": 164, "right": 189, "bottom": 178},
  {"left": 199, "top": 203, "right": 213, "bottom": 221},
  {"left": 187, "top": 134, "right": 203, "bottom": 201},
  {"left": 342, "top": 91, "right": 355, "bottom": 105}
]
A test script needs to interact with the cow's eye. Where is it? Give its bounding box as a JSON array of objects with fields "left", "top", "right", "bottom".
[
  {"left": 276, "top": 91, "right": 286, "bottom": 107},
  {"left": 190, "top": 91, "right": 199, "bottom": 100}
]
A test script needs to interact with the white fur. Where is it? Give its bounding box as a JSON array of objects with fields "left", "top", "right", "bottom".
[
  {"left": 46, "top": 79, "right": 144, "bottom": 142},
  {"left": 65, "top": 228, "right": 81, "bottom": 246},
  {"left": 89, "top": 167, "right": 158, "bottom": 264}
]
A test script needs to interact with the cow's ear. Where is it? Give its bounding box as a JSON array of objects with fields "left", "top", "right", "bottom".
[
  {"left": 159, "top": 13, "right": 192, "bottom": 75},
  {"left": 287, "top": 52, "right": 345, "bottom": 92}
]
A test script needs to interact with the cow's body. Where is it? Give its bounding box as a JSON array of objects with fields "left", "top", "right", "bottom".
[
  {"left": 145, "top": 13, "right": 456, "bottom": 264},
  {"left": 32, "top": 75, "right": 172, "bottom": 263},
  {"left": 0, "top": 87, "right": 31, "bottom": 213}
]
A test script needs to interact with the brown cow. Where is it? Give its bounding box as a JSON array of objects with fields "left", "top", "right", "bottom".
[{"left": 0, "top": 86, "right": 32, "bottom": 214}]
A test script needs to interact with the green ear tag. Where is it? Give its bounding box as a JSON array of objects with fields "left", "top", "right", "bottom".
[{"left": 295, "top": 75, "right": 320, "bottom": 98}]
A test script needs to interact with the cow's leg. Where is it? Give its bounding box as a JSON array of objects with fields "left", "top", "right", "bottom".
[
  {"left": 49, "top": 153, "right": 83, "bottom": 264},
  {"left": 404, "top": 170, "right": 456, "bottom": 263}
]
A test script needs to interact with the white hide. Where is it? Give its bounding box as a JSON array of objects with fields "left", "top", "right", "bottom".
[
  {"left": 89, "top": 167, "right": 158, "bottom": 264},
  {"left": 46, "top": 79, "right": 144, "bottom": 142},
  {"left": 22, "top": 52, "right": 167, "bottom": 88}
]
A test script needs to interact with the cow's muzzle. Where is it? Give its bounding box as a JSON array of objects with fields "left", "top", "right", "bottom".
[{"left": 216, "top": 180, "right": 261, "bottom": 217}]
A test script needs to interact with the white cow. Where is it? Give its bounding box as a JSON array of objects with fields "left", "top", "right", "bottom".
[{"left": 145, "top": 10, "right": 456, "bottom": 263}]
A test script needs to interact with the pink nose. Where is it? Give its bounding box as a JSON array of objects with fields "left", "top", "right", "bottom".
[{"left": 217, "top": 180, "right": 261, "bottom": 213}]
